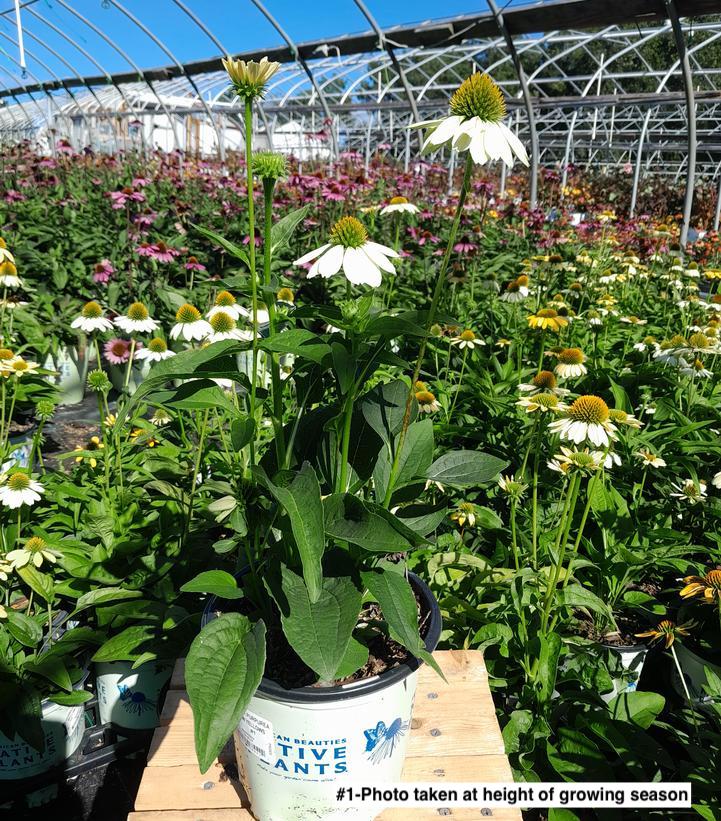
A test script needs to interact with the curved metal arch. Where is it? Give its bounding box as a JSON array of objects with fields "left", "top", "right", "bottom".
[
  {"left": 249, "top": 0, "right": 339, "bottom": 158},
  {"left": 25, "top": 4, "right": 148, "bottom": 153},
  {"left": 52, "top": 0, "right": 181, "bottom": 152},
  {"left": 6, "top": 17, "right": 121, "bottom": 154},
  {"left": 0, "top": 65, "right": 53, "bottom": 143},
  {"left": 104, "top": 0, "right": 225, "bottom": 160}
]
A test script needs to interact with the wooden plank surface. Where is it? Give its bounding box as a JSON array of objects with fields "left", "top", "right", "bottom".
[{"left": 131, "top": 650, "right": 520, "bottom": 821}]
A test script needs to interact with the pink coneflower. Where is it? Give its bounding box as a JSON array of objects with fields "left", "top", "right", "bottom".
[
  {"left": 243, "top": 233, "right": 262, "bottom": 248},
  {"left": 184, "top": 256, "right": 206, "bottom": 272},
  {"left": 4, "top": 190, "right": 24, "bottom": 203},
  {"left": 453, "top": 237, "right": 478, "bottom": 254},
  {"left": 104, "top": 337, "right": 134, "bottom": 365},
  {"left": 132, "top": 177, "right": 151, "bottom": 187},
  {"left": 38, "top": 158, "right": 57, "bottom": 169},
  {"left": 135, "top": 241, "right": 179, "bottom": 263},
  {"left": 109, "top": 187, "right": 145, "bottom": 209},
  {"left": 133, "top": 211, "right": 157, "bottom": 229},
  {"left": 92, "top": 259, "right": 115, "bottom": 284}
]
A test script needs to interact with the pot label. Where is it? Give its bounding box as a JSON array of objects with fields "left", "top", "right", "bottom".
[{"left": 239, "top": 709, "right": 275, "bottom": 761}]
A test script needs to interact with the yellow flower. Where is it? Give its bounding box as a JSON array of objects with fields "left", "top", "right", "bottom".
[
  {"left": 636, "top": 619, "right": 694, "bottom": 648},
  {"left": 223, "top": 55, "right": 280, "bottom": 99},
  {"left": 526, "top": 308, "right": 568, "bottom": 332},
  {"left": 74, "top": 436, "right": 104, "bottom": 469},
  {"left": 130, "top": 428, "right": 159, "bottom": 448},
  {"left": 450, "top": 502, "right": 476, "bottom": 528},
  {"left": 680, "top": 569, "right": 721, "bottom": 603}
]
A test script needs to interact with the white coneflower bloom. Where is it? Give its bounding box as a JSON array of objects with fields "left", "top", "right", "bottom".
[
  {"left": 0, "top": 260, "right": 21, "bottom": 288},
  {"left": 518, "top": 370, "right": 569, "bottom": 397},
  {"left": 548, "top": 447, "right": 604, "bottom": 476},
  {"left": 712, "top": 470, "right": 721, "bottom": 489},
  {"left": 500, "top": 278, "right": 529, "bottom": 302},
  {"left": 686, "top": 332, "right": 718, "bottom": 355},
  {"left": 206, "top": 290, "right": 250, "bottom": 321},
  {"left": 554, "top": 348, "right": 587, "bottom": 379},
  {"left": 498, "top": 474, "right": 528, "bottom": 498},
  {"left": 6, "top": 536, "right": 59, "bottom": 569},
  {"left": 608, "top": 409, "right": 643, "bottom": 429},
  {"left": 71, "top": 301, "right": 114, "bottom": 334},
  {"left": 114, "top": 301, "right": 159, "bottom": 334},
  {"left": 620, "top": 315, "right": 648, "bottom": 326},
  {"left": 451, "top": 329, "right": 485, "bottom": 350},
  {"left": 517, "top": 394, "right": 566, "bottom": 414},
  {"left": 205, "top": 310, "right": 253, "bottom": 343},
  {"left": 670, "top": 479, "right": 707, "bottom": 505},
  {"left": 134, "top": 337, "right": 175, "bottom": 363},
  {"left": 0, "top": 472, "right": 44, "bottom": 508},
  {"left": 680, "top": 358, "right": 713, "bottom": 379},
  {"left": 450, "top": 501, "right": 476, "bottom": 528},
  {"left": 415, "top": 386, "right": 440, "bottom": 413},
  {"left": 635, "top": 449, "right": 667, "bottom": 468},
  {"left": 150, "top": 408, "right": 172, "bottom": 427},
  {"left": 0, "top": 242, "right": 14, "bottom": 264},
  {"left": 381, "top": 196, "right": 419, "bottom": 215},
  {"left": 549, "top": 395, "right": 617, "bottom": 447},
  {"left": 410, "top": 73, "right": 528, "bottom": 168},
  {"left": 223, "top": 55, "right": 280, "bottom": 99},
  {"left": 600, "top": 450, "right": 621, "bottom": 469},
  {"left": 294, "top": 216, "right": 398, "bottom": 288},
  {"left": 4, "top": 358, "right": 40, "bottom": 378},
  {"left": 170, "top": 304, "right": 212, "bottom": 342}
]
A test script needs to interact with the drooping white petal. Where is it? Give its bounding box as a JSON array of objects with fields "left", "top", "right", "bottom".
[
  {"left": 469, "top": 131, "right": 489, "bottom": 165},
  {"left": 484, "top": 122, "right": 513, "bottom": 166},
  {"left": 499, "top": 121, "right": 529, "bottom": 166},
  {"left": 408, "top": 118, "right": 444, "bottom": 131},
  {"left": 425, "top": 115, "right": 464, "bottom": 148},
  {"left": 294, "top": 243, "right": 330, "bottom": 266},
  {"left": 307, "top": 257, "right": 322, "bottom": 279},
  {"left": 365, "top": 241, "right": 399, "bottom": 258},
  {"left": 317, "top": 244, "right": 344, "bottom": 277},
  {"left": 362, "top": 243, "right": 395, "bottom": 274},
  {"left": 451, "top": 117, "right": 479, "bottom": 152},
  {"left": 343, "top": 247, "right": 380, "bottom": 287}
]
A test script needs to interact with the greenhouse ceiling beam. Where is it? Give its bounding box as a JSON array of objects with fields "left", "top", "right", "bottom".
[
  {"left": 488, "top": 0, "right": 538, "bottom": 207},
  {"left": 1, "top": 0, "right": 720, "bottom": 101},
  {"left": 249, "top": 0, "right": 339, "bottom": 159},
  {"left": 664, "top": 0, "right": 696, "bottom": 248},
  {"left": 352, "top": 0, "right": 422, "bottom": 147},
  {"left": 53, "top": 0, "right": 181, "bottom": 152}
]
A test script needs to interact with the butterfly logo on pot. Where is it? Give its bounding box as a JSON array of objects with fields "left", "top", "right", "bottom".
[
  {"left": 118, "top": 684, "right": 156, "bottom": 716},
  {"left": 363, "top": 717, "right": 408, "bottom": 763}
]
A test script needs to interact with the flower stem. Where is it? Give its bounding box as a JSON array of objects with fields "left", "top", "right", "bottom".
[
  {"left": 244, "top": 97, "right": 258, "bottom": 468},
  {"left": 382, "top": 153, "right": 474, "bottom": 508}
]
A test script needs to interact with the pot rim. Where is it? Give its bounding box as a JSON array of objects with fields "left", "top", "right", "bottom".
[
  {"left": 601, "top": 641, "right": 648, "bottom": 653},
  {"left": 202, "top": 570, "right": 442, "bottom": 703}
]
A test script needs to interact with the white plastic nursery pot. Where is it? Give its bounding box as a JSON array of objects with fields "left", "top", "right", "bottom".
[
  {"left": 95, "top": 659, "right": 173, "bottom": 730},
  {"left": 602, "top": 643, "right": 648, "bottom": 703},
  {"left": 43, "top": 345, "right": 94, "bottom": 405},
  {"left": 204, "top": 572, "right": 441, "bottom": 821},
  {"left": 107, "top": 359, "right": 152, "bottom": 396},
  {"left": 1, "top": 426, "right": 35, "bottom": 474},
  {"left": 0, "top": 696, "right": 85, "bottom": 804}
]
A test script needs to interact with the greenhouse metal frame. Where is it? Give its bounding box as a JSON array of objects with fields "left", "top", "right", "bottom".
[{"left": 0, "top": 0, "right": 720, "bottom": 243}]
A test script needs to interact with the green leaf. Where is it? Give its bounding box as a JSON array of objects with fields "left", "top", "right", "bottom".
[
  {"left": 147, "top": 381, "right": 237, "bottom": 413},
  {"left": 192, "top": 223, "right": 250, "bottom": 266},
  {"left": 186, "top": 615, "right": 266, "bottom": 773},
  {"left": 92, "top": 625, "right": 156, "bottom": 662},
  {"left": 331, "top": 342, "right": 355, "bottom": 395},
  {"left": 72, "top": 587, "right": 142, "bottom": 615},
  {"left": 334, "top": 637, "right": 369, "bottom": 679},
  {"left": 25, "top": 655, "right": 72, "bottom": 692},
  {"left": 360, "top": 379, "right": 416, "bottom": 446},
  {"left": 361, "top": 568, "right": 443, "bottom": 678},
  {"left": 560, "top": 585, "right": 612, "bottom": 619},
  {"left": 324, "top": 494, "right": 415, "bottom": 552},
  {"left": 394, "top": 503, "right": 447, "bottom": 536},
  {"left": 502, "top": 709, "right": 533, "bottom": 754},
  {"left": 230, "top": 416, "right": 256, "bottom": 451},
  {"left": 180, "top": 570, "right": 244, "bottom": 600},
  {"left": 426, "top": 450, "right": 507, "bottom": 487},
  {"left": 392, "top": 418, "right": 435, "bottom": 490},
  {"left": 260, "top": 330, "right": 330, "bottom": 364},
  {"left": 608, "top": 691, "right": 665, "bottom": 729},
  {"left": 536, "top": 632, "right": 562, "bottom": 703},
  {"left": 6, "top": 611, "right": 42, "bottom": 647},
  {"left": 270, "top": 204, "right": 310, "bottom": 255},
  {"left": 277, "top": 567, "right": 361, "bottom": 683},
  {"left": 16, "top": 565, "right": 55, "bottom": 603},
  {"left": 48, "top": 689, "right": 93, "bottom": 706},
  {"left": 260, "top": 463, "right": 325, "bottom": 604}
]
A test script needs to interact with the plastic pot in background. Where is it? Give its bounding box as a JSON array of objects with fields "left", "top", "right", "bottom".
[
  {"left": 203, "top": 572, "right": 442, "bottom": 821},
  {"left": 671, "top": 643, "right": 721, "bottom": 706},
  {"left": 2, "top": 424, "right": 35, "bottom": 474},
  {"left": 601, "top": 642, "right": 648, "bottom": 703},
  {"left": 107, "top": 359, "right": 151, "bottom": 397},
  {"left": 95, "top": 659, "right": 173, "bottom": 730},
  {"left": 43, "top": 345, "right": 96, "bottom": 406}
]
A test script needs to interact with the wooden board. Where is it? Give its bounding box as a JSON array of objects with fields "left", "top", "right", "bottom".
[{"left": 129, "top": 650, "right": 520, "bottom": 821}]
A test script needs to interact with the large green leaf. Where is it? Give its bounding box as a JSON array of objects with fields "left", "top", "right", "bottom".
[
  {"left": 186, "top": 614, "right": 266, "bottom": 773},
  {"left": 16, "top": 565, "right": 54, "bottom": 603},
  {"left": 71, "top": 587, "right": 142, "bottom": 616},
  {"left": 6, "top": 611, "right": 42, "bottom": 647},
  {"left": 260, "top": 329, "right": 331, "bottom": 364},
  {"left": 390, "top": 418, "right": 434, "bottom": 491},
  {"left": 270, "top": 205, "right": 310, "bottom": 255},
  {"left": 277, "top": 567, "right": 361, "bottom": 683},
  {"left": 361, "top": 567, "right": 442, "bottom": 678},
  {"left": 180, "top": 570, "right": 244, "bottom": 599},
  {"left": 191, "top": 223, "right": 250, "bottom": 267},
  {"left": 536, "top": 631, "right": 562, "bottom": 703},
  {"left": 260, "top": 463, "right": 325, "bottom": 604},
  {"left": 426, "top": 450, "right": 507, "bottom": 487},
  {"left": 608, "top": 690, "right": 665, "bottom": 729},
  {"left": 324, "top": 494, "right": 415, "bottom": 552},
  {"left": 24, "top": 655, "right": 72, "bottom": 692},
  {"left": 92, "top": 625, "right": 156, "bottom": 662},
  {"left": 360, "top": 379, "right": 416, "bottom": 446},
  {"left": 146, "top": 381, "right": 236, "bottom": 413}
]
